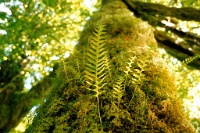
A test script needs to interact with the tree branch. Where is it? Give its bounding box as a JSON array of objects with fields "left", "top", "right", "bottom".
[
  {"left": 122, "top": 0, "right": 200, "bottom": 68},
  {"left": 122, "top": 0, "right": 200, "bottom": 21}
]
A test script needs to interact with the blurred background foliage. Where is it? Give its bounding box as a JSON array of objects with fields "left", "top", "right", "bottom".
[
  {"left": 0, "top": 0, "right": 98, "bottom": 86},
  {"left": 0, "top": 0, "right": 100, "bottom": 132},
  {"left": 0, "top": 0, "right": 200, "bottom": 132}
]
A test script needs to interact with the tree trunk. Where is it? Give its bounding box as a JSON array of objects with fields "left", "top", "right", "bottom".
[
  {"left": 26, "top": 0, "right": 195, "bottom": 132},
  {"left": 0, "top": 61, "right": 57, "bottom": 132}
]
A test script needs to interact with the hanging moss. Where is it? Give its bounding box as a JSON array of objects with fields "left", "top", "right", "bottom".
[{"left": 26, "top": 1, "right": 195, "bottom": 132}]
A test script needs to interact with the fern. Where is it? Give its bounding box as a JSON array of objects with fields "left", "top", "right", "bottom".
[
  {"left": 84, "top": 23, "right": 109, "bottom": 127},
  {"left": 112, "top": 76, "right": 124, "bottom": 106},
  {"left": 75, "top": 58, "right": 81, "bottom": 73},
  {"left": 123, "top": 56, "right": 147, "bottom": 86},
  {"left": 131, "top": 58, "right": 147, "bottom": 85},
  {"left": 84, "top": 23, "right": 108, "bottom": 96},
  {"left": 124, "top": 57, "right": 135, "bottom": 75},
  {"left": 123, "top": 56, "right": 147, "bottom": 108},
  {"left": 104, "top": 53, "right": 112, "bottom": 78},
  {"left": 183, "top": 54, "right": 200, "bottom": 65}
]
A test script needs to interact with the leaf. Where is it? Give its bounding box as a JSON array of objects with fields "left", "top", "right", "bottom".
[
  {"left": 84, "top": 23, "right": 109, "bottom": 97},
  {"left": 183, "top": 54, "right": 200, "bottom": 65}
]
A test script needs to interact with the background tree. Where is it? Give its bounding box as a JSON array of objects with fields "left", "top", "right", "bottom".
[
  {"left": 122, "top": 0, "right": 200, "bottom": 68},
  {"left": 0, "top": 0, "right": 95, "bottom": 132},
  {"left": 25, "top": 0, "right": 199, "bottom": 132}
]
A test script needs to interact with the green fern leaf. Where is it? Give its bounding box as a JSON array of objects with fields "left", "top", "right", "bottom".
[
  {"left": 131, "top": 59, "right": 146, "bottom": 85},
  {"left": 84, "top": 23, "right": 109, "bottom": 97},
  {"left": 183, "top": 54, "right": 200, "bottom": 65},
  {"left": 84, "top": 23, "right": 110, "bottom": 127},
  {"left": 124, "top": 56, "right": 147, "bottom": 86},
  {"left": 112, "top": 76, "right": 124, "bottom": 103},
  {"left": 124, "top": 56, "right": 136, "bottom": 75}
]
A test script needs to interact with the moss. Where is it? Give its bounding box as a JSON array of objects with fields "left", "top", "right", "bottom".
[{"left": 26, "top": 1, "right": 195, "bottom": 133}]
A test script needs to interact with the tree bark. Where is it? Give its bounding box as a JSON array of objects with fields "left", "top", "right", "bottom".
[{"left": 26, "top": 0, "right": 195, "bottom": 132}]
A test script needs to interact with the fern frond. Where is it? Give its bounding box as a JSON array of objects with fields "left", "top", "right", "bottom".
[
  {"left": 75, "top": 58, "right": 80, "bottom": 72},
  {"left": 131, "top": 59, "right": 147, "bottom": 85},
  {"left": 84, "top": 23, "right": 108, "bottom": 97},
  {"left": 84, "top": 23, "right": 110, "bottom": 130},
  {"left": 124, "top": 56, "right": 136, "bottom": 75},
  {"left": 124, "top": 56, "right": 147, "bottom": 86},
  {"left": 183, "top": 54, "right": 200, "bottom": 65},
  {"left": 104, "top": 53, "right": 112, "bottom": 78},
  {"left": 112, "top": 76, "right": 124, "bottom": 103}
]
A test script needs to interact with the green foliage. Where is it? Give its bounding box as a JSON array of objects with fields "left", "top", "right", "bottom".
[
  {"left": 0, "top": 0, "right": 91, "bottom": 80},
  {"left": 42, "top": 0, "right": 58, "bottom": 7},
  {"left": 26, "top": 1, "right": 196, "bottom": 132},
  {"left": 183, "top": 54, "right": 200, "bottom": 65},
  {"left": 192, "top": 118, "right": 200, "bottom": 132},
  {"left": 84, "top": 23, "right": 110, "bottom": 130},
  {"left": 112, "top": 76, "right": 124, "bottom": 104},
  {"left": 0, "top": 0, "right": 93, "bottom": 132},
  {"left": 28, "top": 22, "right": 194, "bottom": 132},
  {"left": 84, "top": 23, "right": 108, "bottom": 97},
  {"left": 125, "top": 56, "right": 147, "bottom": 86}
]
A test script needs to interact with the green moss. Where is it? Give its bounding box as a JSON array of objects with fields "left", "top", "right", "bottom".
[{"left": 26, "top": 1, "right": 195, "bottom": 133}]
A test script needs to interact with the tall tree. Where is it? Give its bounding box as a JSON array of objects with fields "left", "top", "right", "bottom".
[
  {"left": 25, "top": 0, "right": 196, "bottom": 132},
  {"left": 0, "top": 0, "right": 91, "bottom": 132}
]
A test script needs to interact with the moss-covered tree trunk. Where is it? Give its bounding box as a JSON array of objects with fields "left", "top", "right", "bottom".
[{"left": 26, "top": 0, "right": 195, "bottom": 132}]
